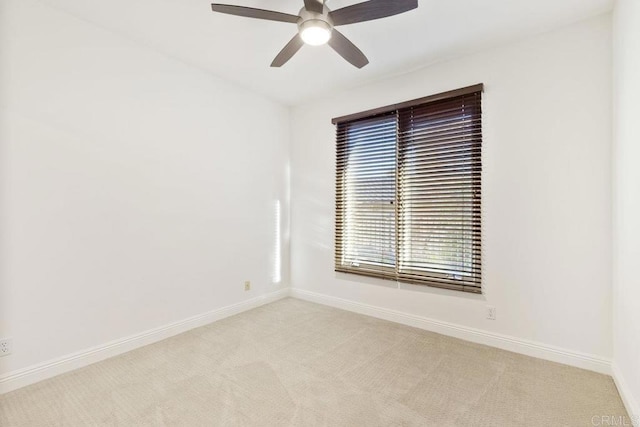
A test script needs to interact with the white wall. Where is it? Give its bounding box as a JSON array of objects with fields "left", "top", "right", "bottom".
[
  {"left": 612, "top": 0, "right": 640, "bottom": 418},
  {"left": 291, "top": 15, "right": 612, "bottom": 364},
  {"left": 0, "top": 0, "right": 290, "bottom": 379},
  {"left": 0, "top": 0, "right": 623, "bottom": 400}
]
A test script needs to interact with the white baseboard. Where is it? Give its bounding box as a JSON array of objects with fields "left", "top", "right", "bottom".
[
  {"left": 290, "top": 288, "right": 612, "bottom": 375},
  {"left": 2, "top": 287, "right": 623, "bottom": 404},
  {"left": 0, "top": 289, "right": 289, "bottom": 395},
  {"left": 612, "top": 363, "right": 640, "bottom": 426}
]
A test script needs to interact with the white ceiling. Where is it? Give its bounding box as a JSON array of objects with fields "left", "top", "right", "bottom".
[{"left": 41, "top": 0, "right": 613, "bottom": 105}]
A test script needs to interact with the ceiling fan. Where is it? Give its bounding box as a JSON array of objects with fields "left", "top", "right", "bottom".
[{"left": 210, "top": 0, "right": 418, "bottom": 68}]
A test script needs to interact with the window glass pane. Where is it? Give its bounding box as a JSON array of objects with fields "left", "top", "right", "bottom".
[
  {"left": 397, "top": 94, "right": 482, "bottom": 290},
  {"left": 336, "top": 114, "right": 397, "bottom": 276}
]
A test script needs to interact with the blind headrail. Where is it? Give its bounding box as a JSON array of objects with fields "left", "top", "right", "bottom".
[{"left": 331, "top": 83, "right": 484, "bottom": 125}]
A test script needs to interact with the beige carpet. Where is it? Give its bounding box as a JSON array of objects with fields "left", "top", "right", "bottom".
[{"left": 0, "top": 298, "right": 628, "bottom": 426}]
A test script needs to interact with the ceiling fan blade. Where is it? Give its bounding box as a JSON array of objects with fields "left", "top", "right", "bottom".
[
  {"left": 328, "top": 30, "right": 369, "bottom": 68},
  {"left": 329, "top": 0, "right": 418, "bottom": 26},
  {"left": 271, "top": 34, "right": 305, "bottom": 67},
  {"left": 211, "top": 4, "right": 299, "bottom": 23},
  {"left": 304, "top": 0, "right": 324, "bottom": 14}
]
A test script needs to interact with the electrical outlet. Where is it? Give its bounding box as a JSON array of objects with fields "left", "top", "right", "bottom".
[
  {"left": 244, "top": 281, "right": 251, "bottom": 291},
  {"left": 486, "top": 306, "right": 496, "bottom": 320},
  {"left": 0, "top": 338, "right": 12, "bottom": 356}
]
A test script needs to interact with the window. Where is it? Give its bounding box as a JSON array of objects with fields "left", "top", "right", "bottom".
[{"left": 334, "top": 85, "right": 482, "bottom": 293}]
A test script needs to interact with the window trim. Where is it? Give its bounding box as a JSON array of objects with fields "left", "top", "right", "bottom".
[{"left": 334, "top": 84, "right": 483, "bottom": 294}]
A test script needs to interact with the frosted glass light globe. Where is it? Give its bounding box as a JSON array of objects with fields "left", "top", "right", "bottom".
[{"left": 299, "top": 20, "right": 332, "bottom": 46}]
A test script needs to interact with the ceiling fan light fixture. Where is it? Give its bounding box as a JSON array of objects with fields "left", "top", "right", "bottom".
[{"left": 299, "top": 19, "right": 332, "bottom": 46}]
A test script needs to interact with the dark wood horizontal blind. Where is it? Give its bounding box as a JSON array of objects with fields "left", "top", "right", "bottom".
[
  {"left": 397, "top": 92, "right": 482, "bottom": 293},
  {"left": 335, "top": 85, "right": 483, "bottom": 293},
  {"left": 335, "top": 113, "right": 397, "bottom": 280}
]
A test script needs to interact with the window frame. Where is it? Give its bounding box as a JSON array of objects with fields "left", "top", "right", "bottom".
[{"left": 334, "top": 84, "right": 483, "bottom": 294}]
